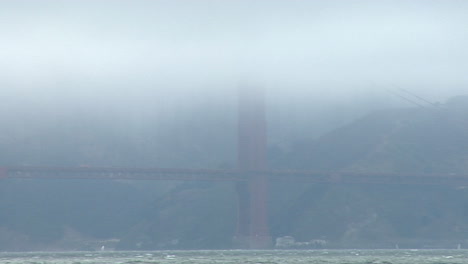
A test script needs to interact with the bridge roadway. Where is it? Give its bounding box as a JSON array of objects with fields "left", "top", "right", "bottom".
[{"left": 1, "top": 166, "right": 468, "bottom": 186}]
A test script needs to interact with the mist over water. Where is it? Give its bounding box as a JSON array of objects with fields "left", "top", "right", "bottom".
[
  {"left": 1, "top": 0, "right": 467, "bottom": 151},
  {"left": 1, "top": 1, "right": 467, "bottom": 104}
]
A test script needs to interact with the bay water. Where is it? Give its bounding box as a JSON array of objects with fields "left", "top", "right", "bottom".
[{"left": 1, "top": 249, "right": 468, "bottom": 264}]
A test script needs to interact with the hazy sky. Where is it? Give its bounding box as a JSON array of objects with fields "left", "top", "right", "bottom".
[{"left": 1, "top": 0, "right": 467, "bottom": 109}]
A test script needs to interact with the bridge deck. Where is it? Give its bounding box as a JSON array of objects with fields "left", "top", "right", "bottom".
[{"left": 1, "top": 166, "right": 468, "bottom": 186}]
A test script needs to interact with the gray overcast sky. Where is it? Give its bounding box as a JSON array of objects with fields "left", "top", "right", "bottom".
[{"left": 1, "top": 0, "right": 467, "bottom": 108}]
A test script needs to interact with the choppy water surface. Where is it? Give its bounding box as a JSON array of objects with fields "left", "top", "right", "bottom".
[{"left": 1, "top": 249, "right": 468, "bottom": 264}]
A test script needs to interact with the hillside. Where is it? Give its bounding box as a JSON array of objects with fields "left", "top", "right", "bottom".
[{"left": 270, "top": 95, "right": 468, "bottom": 248}]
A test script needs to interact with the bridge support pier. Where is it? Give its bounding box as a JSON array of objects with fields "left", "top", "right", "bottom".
[
  {"left": 247, "top": 174, "right": 272, "bottom": 249},
  {"left": 233, "top": 178, "right": 272, "bottom": 249}
]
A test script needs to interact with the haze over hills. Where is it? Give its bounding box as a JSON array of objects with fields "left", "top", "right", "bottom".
[
  {"left": 0, "top": 95, "right": 467, "bottom": 250},
  {"left": 274, "top": 95, "right": 468, "bottom": 173}
]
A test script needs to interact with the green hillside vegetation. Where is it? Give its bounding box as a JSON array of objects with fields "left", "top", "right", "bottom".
[{"left": 270, "top": 95, "right": 468, "bottom": 247}]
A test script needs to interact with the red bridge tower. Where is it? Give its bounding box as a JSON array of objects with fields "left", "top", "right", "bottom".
[{"left": 234, "top": 85, "right": 271, "bottom": 248}]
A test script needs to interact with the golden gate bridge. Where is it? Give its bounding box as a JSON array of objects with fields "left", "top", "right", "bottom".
[{"left": 0, "top": 86, "right": 466, "bottom": 249}]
